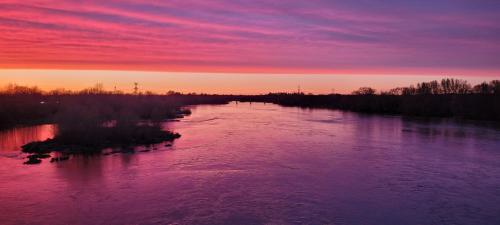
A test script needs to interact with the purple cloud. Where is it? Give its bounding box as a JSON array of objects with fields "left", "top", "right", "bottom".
[{"left": 0, "top": 0, "right": 499, "bottom": 75}]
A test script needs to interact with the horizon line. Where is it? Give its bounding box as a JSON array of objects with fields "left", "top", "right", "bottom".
[{"left": 1, "top": 69, "right": 499, "bottom": 95}]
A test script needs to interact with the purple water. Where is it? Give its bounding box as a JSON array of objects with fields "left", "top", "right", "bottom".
[{"left": 1, "top": 102, "right": 499, "bottom": 225}]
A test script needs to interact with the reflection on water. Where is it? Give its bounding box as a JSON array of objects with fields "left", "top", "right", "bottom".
[
  {"left": 0, "top": 124, "right": 54, "bottom": 152},
  {"left": 0, "top": 102, "right": 499, "bottom": 225}
]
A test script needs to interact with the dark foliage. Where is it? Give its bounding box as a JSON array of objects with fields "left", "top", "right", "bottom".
[
  {"left": 1, "top": 84, "right": 234, "bottom": 162},
  {"left": 240, "top": 79, "right": 500, "bottom": 121},
  {"left": 0, "top": 85, "right": 234, "bottom": 130}
]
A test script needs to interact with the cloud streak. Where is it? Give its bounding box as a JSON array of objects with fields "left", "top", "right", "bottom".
[{"left": 1, "top": 0, "right": 500, "bottom": 75}]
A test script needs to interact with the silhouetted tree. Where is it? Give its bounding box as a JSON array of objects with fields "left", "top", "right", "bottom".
[
  {"left": 79, "top": 83, "right": 108, "bottom": 95},
  {"left": 473, "top": 82, "right": 491, "bottom": 94},
  {"left": 352, "top": 87, "right": 376, "bottom": 95},
  {"left": 440, "top": 78, "right": 470, "bottom": 94},
  {"left": 417, "top": 82, "right": 432, "bottom": 95},
  {"left": 429, "top": 80, "right": 441, "bottom": 94},
  {"left": 385, "top": 87, "right": 403, "bottom": 95},
  {"left": 401, "top": 86, "right": 417, "bottom": 95},
  {"left": 491, "top": 80, "right": 500, "bottom": 94},
  {"left": 1, "top": 84, "right": 43, "bottom": 95}
]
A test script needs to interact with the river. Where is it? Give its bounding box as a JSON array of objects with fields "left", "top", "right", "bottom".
[{"left": 1, "top": 102, "right": 499, "bottom": 225}]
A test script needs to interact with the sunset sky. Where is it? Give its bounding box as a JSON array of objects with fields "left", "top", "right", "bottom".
[{"left": 1, "top": 0, "right": 499, "bottom": 93}]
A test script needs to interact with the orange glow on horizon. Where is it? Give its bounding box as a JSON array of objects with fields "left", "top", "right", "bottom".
[{"left": 1, "top": 69, "right": 497, "bottom": 95}]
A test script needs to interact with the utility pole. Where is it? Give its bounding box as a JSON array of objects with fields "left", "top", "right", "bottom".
[{"left": 297, "top": 85, "right": 301, "bottom": 94}]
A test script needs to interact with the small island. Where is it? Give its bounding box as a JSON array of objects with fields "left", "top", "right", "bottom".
[
  {"left": 22, "top": 124, "right": 182, "bottom": 164},
  {"left": 19, "top": 96, "right": 188, "bottom": 164},
  {"left": 0, "top": 84, "right": 233, "bottom": 164}
]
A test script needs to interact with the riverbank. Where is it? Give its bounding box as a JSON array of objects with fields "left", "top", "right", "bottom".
[
  {"left": 1, "top": 93, "right": 234, "bottom": 164},
  {"left": 240, "top": 93, "right": 500, "bottom": 121},
  {"left": 0, "top": 92, "right": 235, "bottom": 131}
]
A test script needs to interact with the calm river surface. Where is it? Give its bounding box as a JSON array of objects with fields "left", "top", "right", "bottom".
[{"left": 1, "top": 102, "right": 500, "bottom": 225}]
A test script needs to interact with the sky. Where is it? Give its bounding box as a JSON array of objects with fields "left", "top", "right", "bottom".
[
  {"left": 0, "top": 69, "right": 495, "bottom": 94},
  {"left": 1, "top": 0, "right": 500, "bottom": 93}
]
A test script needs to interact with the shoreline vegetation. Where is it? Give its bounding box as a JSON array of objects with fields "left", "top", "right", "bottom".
[
  {"left": 0, "top": 78, "right": 499, "bottom": 164},
  {"left": 241, "top": 78, "right": 500, "bottom": 122},
  {"left": 0, "top": 84, "right": 233, "bottom": 164}
]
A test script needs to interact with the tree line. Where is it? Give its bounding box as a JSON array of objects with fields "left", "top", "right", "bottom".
[
  {"left": 240, "top": 78, "right": 500, "bottom": 121},
  {"left": 352, "top": 78, "right": 500, "bottom": 96},
  {"left": 0, "top": 84, "right": 233, "bottom": 130}
]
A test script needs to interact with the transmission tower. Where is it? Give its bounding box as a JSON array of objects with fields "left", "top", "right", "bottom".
[{"left": 134, "top": 82, "right": 139, "bottom": 95}]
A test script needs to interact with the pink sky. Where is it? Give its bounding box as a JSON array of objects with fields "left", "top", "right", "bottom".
[{"left": 0, "top": 0, "right": 499, "bottom": 92}]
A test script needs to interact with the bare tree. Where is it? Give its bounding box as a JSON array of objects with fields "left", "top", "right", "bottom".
[{"left": 352, "top": 87, "right": 376, "bottom": 95}]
